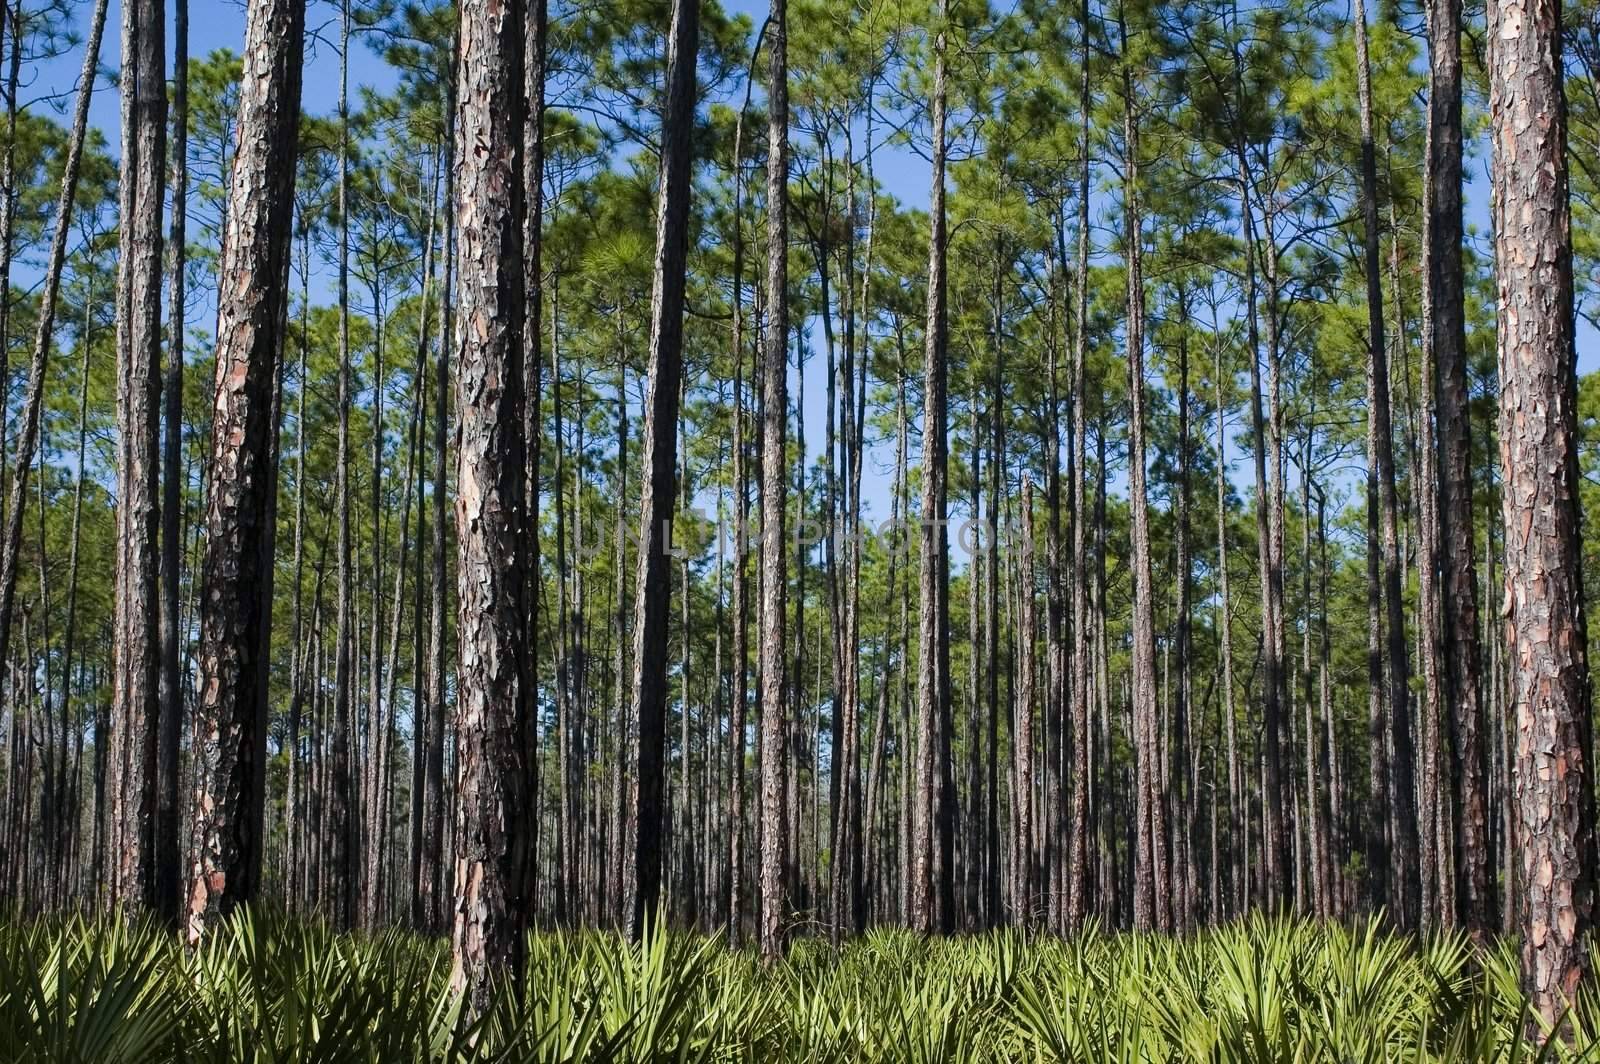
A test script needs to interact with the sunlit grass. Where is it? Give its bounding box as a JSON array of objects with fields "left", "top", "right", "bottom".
[{"left": 0, "top": 910, "right": 1594, "bottom": 1060}]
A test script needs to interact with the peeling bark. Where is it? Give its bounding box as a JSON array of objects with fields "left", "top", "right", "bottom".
[
  {"left": 110, "top": 0, "right": 167, "bottom": 912},
  {"left": 187, "top": 0, "right": 304, "bottom": 942},
  {"left": 448, "top": 0, "right": 531, "bottom": 1008},
  {"left": 1488, "top": 0, "right": 1594, "bottom": 1034}
]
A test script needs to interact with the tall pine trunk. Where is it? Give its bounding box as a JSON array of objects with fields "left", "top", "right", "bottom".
[
  {"left": 522, "top": 0, "right": 548, "bottom": 926},
  {"left": 726, "top": 56, "right": 760, "bottom": 942},
  {"left": 186, "top": 0, "right": 304, "bottom": 940},
  {"left": 331, "top": 0, "right": 357, "bottom": 931},
  {"left": 1488, "top": 0, "right": 1594, "bottom": 1032},
  {"left": 420, "top": 50, "right": 457, "bottom": 932},
  {"left": 628, "top": 0, "right": 699, "bottom": 939},
  {"left": 449, "top": 0, "right": 531, "bottom": 1007},
  {"left": 1232, "top": 107, "right": 1287, "bottom": 914},
  {"left": 1121, "top": 14, "right": 1166, "bottom": 933},
  {"left": 156, "top": 0, "right": 188, "bottom": 924},
  {"left": 1066, "top": 0, "right": 1093, "bottom": 925},
  {"left": 1424, "top": 0, "right": 1489, "bottom": 933},
  {"left": 1213, "top": 336, "right": 1241, "bottom": 918},
  {"left": 757, "top": 0, "right": 791, "bottom": 964},
  {"left": 983, "top": 249, "right": 1004, "bottom": 929},
  {"left": 1014, "top": 478, "right": 1037, "bottom": 924},
  {"left": 1172, "top": 285, "right": 1194, "bottom": 929},
  {"left": 111, "top": 0, "right": 167, "bottom": 912},
  {"left": 0, "top": 1, "right": 21, "bottom": 492},
  {"left": 912, "top": 0, "right": 953, "bottom": 937},
  {"left": 59, "top": 292, "right": 95, "bottom": 910}
]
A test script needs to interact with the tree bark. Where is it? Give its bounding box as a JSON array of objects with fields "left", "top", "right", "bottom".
[
  {"left": 844, "top": 106, "right": 872, "bottom": 938},
  {"left": 1121, "top": 19, "right": 1166, "bottom": 933},
  {"left": 362, "top": 266, "right": 389, "bottom": 930},
  {"left": 408, "top": 155, "right": 445, "bottom": 930},
  {"left": 912, "top": 0, "right": 953, "bottom": 937},
  {"left": 1213, "top": 335, "right": 1241, "bottom": 919},
  {"left": 0, "top": 0, "right": 23, "bottom": 518},
  {"left": 864, "top": 368, "right": 905, "bottom": 924},
  {"left": 186, "top": 0, "right": 304, "bottom": 941},
  {"left": 1365, "top": 340, "right": 1388, "bottom": 919},
  {"left": 726, "top": 48, "right": 760, "bottom": 943},
  {"left": 384, "top": 182, "right": 436, "bottom": 929},
  {"left": 1417, "top": 267, "right": 1451, "bottom": 928},
  {"left": 983, "top": 248, "right": 1004, "bottom": 930},
  {"left": 966, "top": 395, "right": 983, "bottom": 930},
  {"left": 1172, "top": 285, "right": 1194, "bottom": 929},
  {"left": 449, "top": 0, "right": 531, "bottom": 1007},
  {"left": 1014, "top": 478, "right": 1037, "bottom": 924},
  {"left": 609, "top": 349, "right": 631, "bottom": 929},
  {"left": 1043, "top": 247, "right": 1065, "bottom": 934},
  {"left": 331, "top": 0, "right": 357, "bottom": 931},
  {"left": 1488, "top": 0, "right": 1594, "bottom": 1033},
  {"left": 522, "top": 0, "right": 547, "bottom": 927},
  {"left": 757, "top": 0, "right": 790, "bottom": 964},
  {"left": 156, "top": 0, "right": 188, "bottom": 925},
  {"left": 420, "top": 48, "right": 457, "bottom": 933},
  {"left": 59, "top": 290, "right": 95, "bottom": 910},
  {"left": 627, "top": 0, "right": 699, "bottom": 940},
  {"left": 1424, "top": 0, "right": 1490, "bottom": 934},
  {"left": 1066, "top": 0, "right": 1093, "bottom": 926},
  {"left": 1092, "top": 433, "right": 1116, "bottom": 924},
  {"left": 111, "top": 0, "right": 167, "bottom": 912},
  {"left": 1233, "top": 127, "right": 1287, "bottom": 916},
  {"left": 1315, "top": 483, "right": 1338, "bottom": 918}
]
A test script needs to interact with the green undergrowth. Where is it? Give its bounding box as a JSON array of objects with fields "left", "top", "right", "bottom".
[{"left": 0, "top": 910, "right": 1594, "bottom": 1061}]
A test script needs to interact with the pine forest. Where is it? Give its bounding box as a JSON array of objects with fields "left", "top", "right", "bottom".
[{"left": 1, "top": 0, "right": 1600, "bottom": 1056}]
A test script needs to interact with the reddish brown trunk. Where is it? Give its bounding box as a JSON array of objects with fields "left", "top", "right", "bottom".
[
  {"left": 110, "top": 0, "right": 167, "bottom": 912},
  {"left": 186, "top": 0, "right": 304, "bottom": 941},
  {"left": 1488, "top": 0, "right": 1594, "bottom": 1033},
  {"left": 449, "top": 0, "right": 531, "bottom": 1007}
]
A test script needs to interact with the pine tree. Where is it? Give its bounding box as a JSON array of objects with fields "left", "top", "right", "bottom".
[
  {"left": 630, "top": 0, "right": 700, "bottom": 939},
  {"left": 912, "top": 0, "right": 953, "bottom": 937},
  {"left": 1422, "top": 0, "right": 1489, "bottom": 933},
  {"left": 110, "top": 0, "right": 166, "bottom": 912},
  {"left": 758, "top": 0, "right": 791, "bottom": 963},
  {"left": 1488, "top": 0, "right": 1594, "bottom": 1032},
  {"left": 187, "top": 0, "right": 305, "bottom": 940},
  {"left": 449, "top": 0, "right": 531, "bottom": 1007}
]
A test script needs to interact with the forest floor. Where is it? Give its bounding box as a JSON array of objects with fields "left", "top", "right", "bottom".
[{"left": 0, "top": 912, "right": 1592, "bottom": 1061}]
